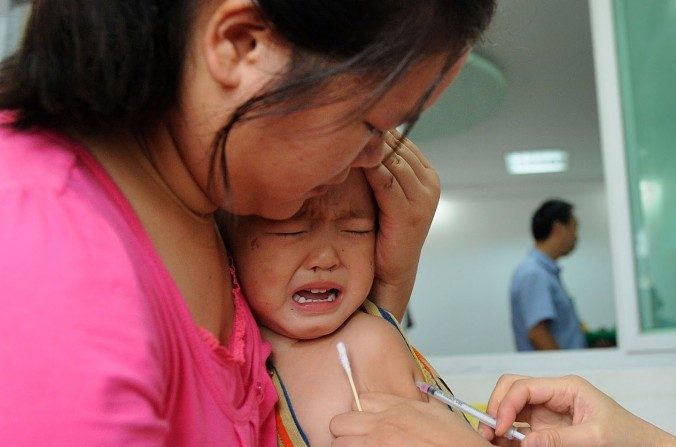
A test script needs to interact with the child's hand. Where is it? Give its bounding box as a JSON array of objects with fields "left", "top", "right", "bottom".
[{"left": 364, "top": 131, "right": 440, "bottom": 320}]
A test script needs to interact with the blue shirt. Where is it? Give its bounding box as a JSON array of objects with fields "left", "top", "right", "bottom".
[{"left": 510, "top": 249, "right": 587, "bottom": 351}]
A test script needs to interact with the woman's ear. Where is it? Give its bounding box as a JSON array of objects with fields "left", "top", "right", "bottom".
[{"left": 203, "top": 2, "right": 276, "bottom": 89}]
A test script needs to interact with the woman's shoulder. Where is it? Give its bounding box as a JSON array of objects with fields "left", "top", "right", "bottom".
[
  {"left": 0, "top": 121, "right": 85, "bottom": 194},
  {"left": 0, "top": 167, "right": 150, "bottom": 317},
  {"left": 0, "top": 126, "right": 172, "bottom": 413},
  {"left": 0, "top": 122, "right": 143, "bottom": 271},
  {"left": 0, "top": 124, "right": 157, "bottom": 325}
]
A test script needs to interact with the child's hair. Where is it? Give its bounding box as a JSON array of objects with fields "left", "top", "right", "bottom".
[{"left": 0, "top": 0, "right": 495, "bottom": 137}]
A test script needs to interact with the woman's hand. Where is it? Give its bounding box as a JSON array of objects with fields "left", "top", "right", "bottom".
[
  {"left": 482, "top": 374, "right": 676, "bottom": 447},
  {"left": 365, "top": 131, "right": 440, "bottom": 320},
  {"left": 330, "top": 392, "right": 488, "bottom": 447}
]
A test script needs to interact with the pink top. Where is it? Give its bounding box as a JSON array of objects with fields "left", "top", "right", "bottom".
[{"left": 0, "top": 116, "right": 277, "bottom": 446}]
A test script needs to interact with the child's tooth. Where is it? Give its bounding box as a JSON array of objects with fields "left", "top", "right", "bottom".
[{"left": 294, "top": 291, "right": 338, "bottom": 304}]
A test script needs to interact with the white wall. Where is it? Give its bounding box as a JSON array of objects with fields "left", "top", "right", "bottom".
[
  {"left": 0, "top": 1, "right": 29, "bottom": 58},
  {"left": 408, "top": 180, "right": 615, "bottom": 355},
  {"left": 0, "top": 0, "right": 9, "bottom": 55}
]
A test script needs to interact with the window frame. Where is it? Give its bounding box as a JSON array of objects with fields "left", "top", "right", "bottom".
[{"left": 590, "top": 0, "right": 676, "bottom": 353}]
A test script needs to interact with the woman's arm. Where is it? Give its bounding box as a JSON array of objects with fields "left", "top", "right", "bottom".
[
  {"left": 0, "top": 190, "right": 167, "bottom": 445},
  {"left": 485, "top": 374, "right": 676, "bottom": 447},
  {"left": 365, "top": 132, "right": 440, "bottom": 321},
  {"left": 330, "top": 392, "right": 491, "bottom": 447},
  {"left": 330, "top": 373, "right": 676, "bottom": 447}
]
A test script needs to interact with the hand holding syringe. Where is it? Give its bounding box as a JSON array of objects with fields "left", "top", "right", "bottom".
[{"left": 417, "top": 381, "right": 525, "bottom": 441}]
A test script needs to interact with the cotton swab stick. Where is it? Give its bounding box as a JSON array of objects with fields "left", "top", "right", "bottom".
[{"left": 336, "top": 341, "right": 363, "bottom": 411}]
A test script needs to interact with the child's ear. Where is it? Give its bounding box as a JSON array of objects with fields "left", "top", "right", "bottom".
[{"left": 203, "top": 2, "right": 282, "bottom": 89}]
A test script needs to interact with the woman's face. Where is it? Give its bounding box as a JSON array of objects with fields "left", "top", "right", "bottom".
[
  {"left": 222, "top": 52, "right": 468, "bottom": 219},
  {"left": 174, "top": 3, "right": 469, "bottom": 219}
]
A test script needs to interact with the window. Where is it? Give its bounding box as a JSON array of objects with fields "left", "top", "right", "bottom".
[{"left": 591, "top": 0, "right": 676, "bottom": 351}]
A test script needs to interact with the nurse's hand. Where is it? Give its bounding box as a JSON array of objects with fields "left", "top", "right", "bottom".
[
  {"left": 365, "top": 131, "right": 440, "bottom": 321},
  {"left": 482, "top": 374, "right": 676, "bottom": 447},
  {"left": 330, "top": 392, "right": 488, "bottom": 447}
]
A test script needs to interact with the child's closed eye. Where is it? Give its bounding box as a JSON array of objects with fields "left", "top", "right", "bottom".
[
  {"left": 269, "top": 231, "right": 307, "bottom": 237},
  {"left": 339, "top": 218, "right": 375, "bottom": 236},
  {"left": 341, "top": 227, "right": 374, "bottom": 236},
  {"left": 264, "top": 221, "right": 310, "bottom": 236}
]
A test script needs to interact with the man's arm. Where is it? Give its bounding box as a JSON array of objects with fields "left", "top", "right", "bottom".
[{"left": 528, "top": 321, "right": 560, "bottom": 350}]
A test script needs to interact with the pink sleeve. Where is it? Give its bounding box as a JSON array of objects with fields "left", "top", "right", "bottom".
[{"left": 0, "top": 188, "right": 169, "bottom": 445}]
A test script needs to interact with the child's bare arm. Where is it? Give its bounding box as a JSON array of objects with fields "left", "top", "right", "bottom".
[{"left": 344, "top": 313, "right": 434, "bottom": 403}]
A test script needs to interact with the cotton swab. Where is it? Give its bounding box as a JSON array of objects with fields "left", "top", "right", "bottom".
[{"left": 336, "top": 341, "right": 363, "bottom": 411}]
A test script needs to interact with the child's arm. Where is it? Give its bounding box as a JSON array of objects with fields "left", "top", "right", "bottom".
[
  {"left": 346, "top": 312, "right": 425, "bottom": 401},
  {"left": 268, "top": 311, "right": 472, "bottom": 447},
  {"left": 344, "top": 312, "right": 461, "bottom": 418},
  {"left": 327, "top": 313, "right": 491, "bottom": 446}
]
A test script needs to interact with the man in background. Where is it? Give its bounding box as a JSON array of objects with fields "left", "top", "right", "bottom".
[{"left": 510, "top": 199, "right": 588, "bottom": 351}]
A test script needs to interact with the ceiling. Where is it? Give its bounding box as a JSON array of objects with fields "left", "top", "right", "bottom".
[{"left": 408, "top": 0, "right": 603, "bottom": 192}]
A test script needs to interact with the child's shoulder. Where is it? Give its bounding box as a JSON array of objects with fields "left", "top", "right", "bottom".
[
  {"left": 334, "top": 310, "right": 423, "bottom": 397},
  {"left": 338, "top": 309, "right": 403, "bottom": 351}
]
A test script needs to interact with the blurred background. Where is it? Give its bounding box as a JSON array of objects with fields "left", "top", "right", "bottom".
[{"left": 406, "top": 0, "right": 615, "bottom": 354}]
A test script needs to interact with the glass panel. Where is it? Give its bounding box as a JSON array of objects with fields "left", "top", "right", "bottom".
[{"left": 614, "top": 0, "right": 676, "bottom": 331}]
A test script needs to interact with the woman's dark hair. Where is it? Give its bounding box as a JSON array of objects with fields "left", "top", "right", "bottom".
[
  {"left": 0, "top": 0, "right": 495, "bottom": 136},
  {"left": 531, "top": 199, "right": 574, "bottom": 242},
  {"left": 238, "top": 0, "right": 497, "bottom": 126},
  {"left": 0, "top": 1, "right": 197, "bottom": 133}
]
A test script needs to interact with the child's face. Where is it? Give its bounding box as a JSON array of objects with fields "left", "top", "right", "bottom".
[{"left": 229, "top": 170, "right": 376, "bottom": 340}]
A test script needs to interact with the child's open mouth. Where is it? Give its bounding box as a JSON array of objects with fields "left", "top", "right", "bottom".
[{"left": 292, "top": 288, "right": 339, "bottom": 304}]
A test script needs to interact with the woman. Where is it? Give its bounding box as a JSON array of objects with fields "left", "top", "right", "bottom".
[{"left": 0, "top": 0, "right": 495, "bottom": 445}]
